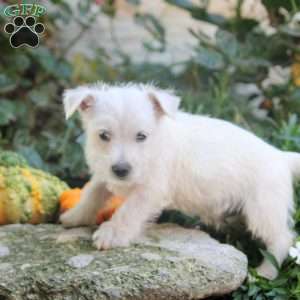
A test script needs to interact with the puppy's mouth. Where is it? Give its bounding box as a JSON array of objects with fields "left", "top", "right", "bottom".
[
  {"left": 109, "top": 171, "right": 134, "bottom": 184},
  {"left": 113, "top": 175, "right": 130, "bottom": 181},
  {"left": 106, "top": 178, "right": 135, "bottom": 196},
  {"left": 110, "top": 175, "right": 132, "bottom": 184}
]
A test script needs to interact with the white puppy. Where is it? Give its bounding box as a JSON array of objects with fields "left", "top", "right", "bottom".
[{"left": 60, "top": 83, "right": 298, "bottom": 279}]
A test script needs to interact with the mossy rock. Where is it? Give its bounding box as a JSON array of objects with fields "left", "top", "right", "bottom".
[{"left": 0, "top": 223, "right": 248, "bottom": 300}]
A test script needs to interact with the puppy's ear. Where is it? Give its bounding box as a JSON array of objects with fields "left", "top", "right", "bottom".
[
  {"left": 63, "top": 87, "right": 96, "bottom": 120},
  {"left": 148, "top": 90, "right": 180, "bottom": 118}
]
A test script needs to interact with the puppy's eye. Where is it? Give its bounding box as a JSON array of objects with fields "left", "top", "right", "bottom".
[
  {"left": 99, "top": 131, "right": 111, "bottom": 142},
  {"left": 136, "top": 132, "right": 147, "bottom": 142}
]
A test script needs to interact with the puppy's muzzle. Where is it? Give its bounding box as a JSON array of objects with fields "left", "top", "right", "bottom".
[{"left": 111, "top": 162, "right": 132, "bottom": 179}]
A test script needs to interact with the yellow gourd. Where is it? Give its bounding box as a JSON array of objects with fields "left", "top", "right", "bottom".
[{"left": 0, "top": 151, "right": 68, "bottom": 224}]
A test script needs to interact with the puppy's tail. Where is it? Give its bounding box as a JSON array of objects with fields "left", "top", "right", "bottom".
[{"left": 285, "top": 152, "right": 300, "bottom": 178}]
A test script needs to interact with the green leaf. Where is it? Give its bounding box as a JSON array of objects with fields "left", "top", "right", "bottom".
[
  {"left": 31, "top": 47, "right": 57, "bottom": 75},
  {"left": 76, "top": 133, "right": 85, "bottom": 147},
  {"left": 126, "top": 0, "right": 141, "bottom": 5},
  {"left": 78, "top": 0, "right": 91, "bottom": 16},
  {"left": 54, "top": 61, "right": 72, "bottom": 80},
  {"left": 0, "top": 74, "right": 16, "bottom": 93},
  {"left": 51, "top": 2, "right": 73, "bottom": 24},
  {"left": 18, "top": 146, "right": 46, "bottom": 170},
  {"left": 194, "top": 46, "right": 225, "bottom": 70},
  {"left": 165, "top": 0, "right": 195, "bottom": 10},
  {"left": 262, "top": 0, "right": 294, "bottom": 12},
  {"left": 290, "top": 88, "right": 300, "bottom": 102},
  {"left": 135, "top": 13, "right": 165, "bottom": 39},
  {"left": 216, "top": 29, "right": 238, "bottom": 59},
  {"left": 62, "top": 142, "right": 86, "bottom": 176},
  {"left": 232, "top": 293, "right": 242, "bottom": 300},
  {"left": 273, "top": 288, "right": 288, "bottom": 296},
  {"left": 0, "top": 99, "right": 17, "bottom": 125},
  {"left": 165, "top": 0, "right": 226, "bottom": 25},
  {"left": 236, "top": 57, "right": 271, "bottom": 69},
  {"left": 135, "top": 13, "right": 166, "bottom": 52},
  {"left": 271, "top": 277, "right": 288, "bottom": 286},
  {"left": 280, "top": 25, "right": 300, "bottom": 38},
  {"left": 10, "top": 54, "right": 31, "bottom": 72},
  {"left": 248, "top": 284, "right": 260, "bottom": 296},
  {"left": 27, "top": 89, "right": 50, "bottom": 108},
  {"left": 196, "top": 12, "right": 226, "bottom": 26},
  {"left": 232, "top": 18, "right": 259, "bottom": 35},
  {"left": 260, "top": 249, "right": 280, "bottom": 271},
  {"left": 101, "top": 1, "right": 116, "bottom": 18},
  {"left": 242, "top": 294, "right": 249, "bottom": 300},
  {"left": 266, "top": 290, "right": 276, "bottom": 297},
  {"left": 273, "top": 295, "right": 288, "bottom": 300}
]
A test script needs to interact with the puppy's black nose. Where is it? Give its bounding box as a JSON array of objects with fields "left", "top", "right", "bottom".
[{"left": 111, "top": 163, "right": 131, "bottom": 179}]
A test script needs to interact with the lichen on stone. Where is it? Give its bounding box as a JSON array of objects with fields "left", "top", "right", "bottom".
[
  {"left": 67, "top": 254, "right": 95, "bottom": 268},
  {"left": 0, "top": 223, "right": 247, "bottom": 300},
  {"left": 0, "top": 245, "right": 9, "bottom": 257}
]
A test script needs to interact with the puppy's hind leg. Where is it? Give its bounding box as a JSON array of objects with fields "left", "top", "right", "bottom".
[
  {"left": 244, "top": 185, "right": 295, "bottom": 280},
  {"left": 60, "top": 179, "right": 111, "bottom": 228}
]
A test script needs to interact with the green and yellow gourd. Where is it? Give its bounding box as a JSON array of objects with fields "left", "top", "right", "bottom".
[{"left": 0, "top": 151, "right": 69, "bottom": 225}]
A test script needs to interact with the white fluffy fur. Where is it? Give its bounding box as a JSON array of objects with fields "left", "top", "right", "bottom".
[{"left": 60, "top": 83, "right": 298, "bottom": 279}]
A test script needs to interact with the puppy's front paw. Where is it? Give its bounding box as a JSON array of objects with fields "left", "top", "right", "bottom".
[
  {"left": 60, "top": 208, "right": 93, "bottom": 228},
  {"left": 92, "top": 221, "right": 131, "bottom": 250}
]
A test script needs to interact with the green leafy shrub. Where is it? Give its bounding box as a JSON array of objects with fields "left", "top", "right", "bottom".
[{"left": 0, "top": 0, "right": 119, "bottom": 182}]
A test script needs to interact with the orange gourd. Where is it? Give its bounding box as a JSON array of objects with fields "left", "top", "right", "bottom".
[
  {"left": 59, "top": 188, "right": 124, "bottom": 225},
  {"left": 96, "top": 196, "right": 124, "bottom": 224},
  {"left": 59, "top": 188, "right": 82, "bottom": 213}
]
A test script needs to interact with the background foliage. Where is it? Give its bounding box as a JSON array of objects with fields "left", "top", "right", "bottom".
[{"left": 1, "top": 0, "right": 300, "bottom": 298}]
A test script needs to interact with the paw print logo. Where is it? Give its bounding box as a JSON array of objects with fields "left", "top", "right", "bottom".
[{"left": 4, "top": 16, "right": 45, "bottom": 48}]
